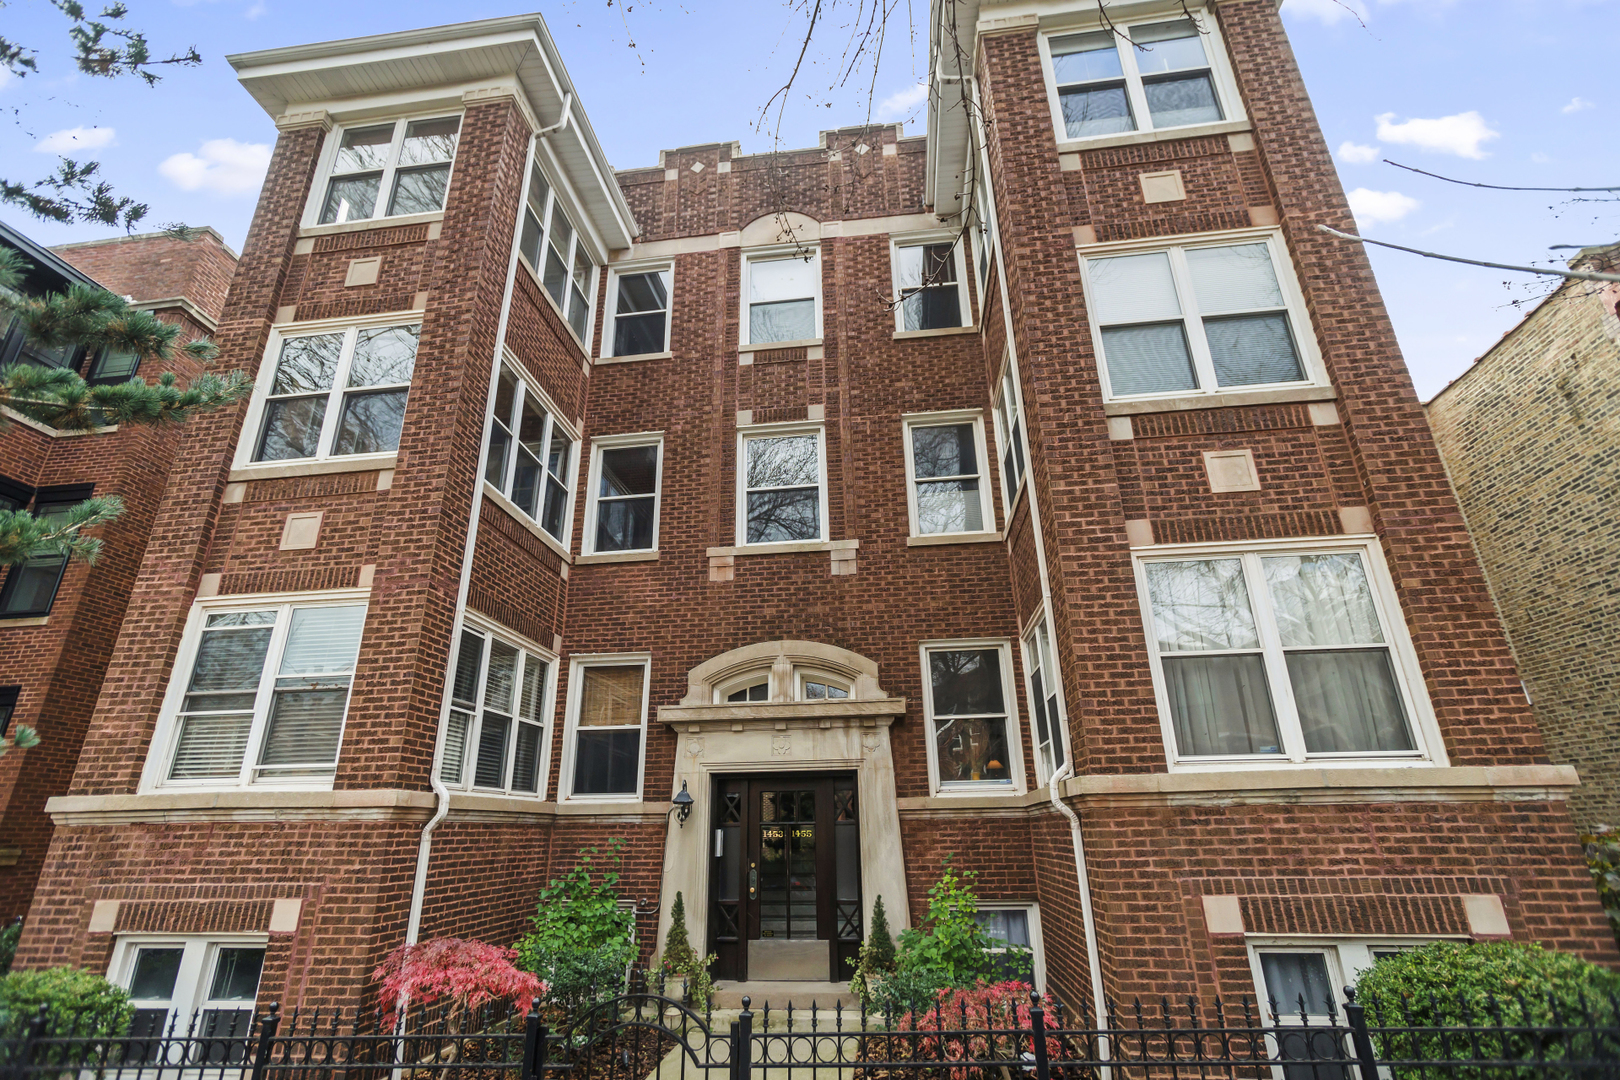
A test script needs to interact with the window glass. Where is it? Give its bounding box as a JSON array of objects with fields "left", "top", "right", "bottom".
[
  {"left": 896, "top": 243, "right": 964, "bottom": 331},
  {"left": 1051, "top": 31, "right": 1134, "bottom": 138},
  {"left": 928, "top": 648, "right": 1012, "bottom": 786},
  {"left": 976, "top": 909, "right": 1036, "bottom": 981},
  {"left": 611, "top": 271, "right": 671, "bottom": 356},
  {"left": 0, "top": 496, "right": 75, "bottom": 617},
  {"left": 802, "top": 679, "right": 849, "bottom": 700},
  {"left": 1131, "top": 20, "right": 1222, "bottom": 129},
  {"left": 911, "top": 422, "right": 983, "bottom": 535},
  {"left": 320, "top": 118, "right": 459, "bottom": 225},
  {"left": 573, "top": 664, "right": 645, "bottom": 796},
  {"left": 254, "top": 326, "right": 418, "bottom": 463},
  {"left": 744, "top": 433, "right": 822, "bottom": 543},
  {"left": 593, "top": 444, "right": 659, "bottom": 552},
  {"left": 1025, "top": 619, "right": 1066, "bottom": 779},
  {"left": 1259, "top": 952, "right": 1336, "bottom": 1015},
  {"left": 127, "top": 945, "right": 185, "bottom": 1038},
  {"left": 440, "top": 626, "right": 549, "bottom": 794},
  {"left": 440, "top": 630, "right": 483, "bottom": 785},
  {"left": 0, "top": 686, "right": 17, "bottom": 738},
  {"left": 997, "top": 369, "right": 1026, "bottom": 497},
  {"left": 89, "top": 347, "right": 140, "bottom": 383},
  {"left": 748, "top": 256, "right": 818, "bottom": 344},
  {"left": 484, "top": 364, "right": 575, "bottom": 543},
  {"left": 727, "top": 681, "right": 769, "bottom": 703}
]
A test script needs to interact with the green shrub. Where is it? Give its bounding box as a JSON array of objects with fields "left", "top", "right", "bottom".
[
  {"left": 1581, "top": 828, "right": 1620, "bottom": 948},
  {"left": 0, "top": 967, "right": 133, "bottom": 1038},
  {"left": 867, "top": 966, "right": 952, "bottom": 1020},
  {"left": 895, "top": 857, "right": 996, "bottom": 986},
  {"left": 513, "top": 842, "right": 636, "bottom": 1020},
  {"left": 656, "top": 892, "right": 715, "bottom": 1007},
  {"left": 849, "top": 895, "right": 899, "bottom": 1009},
  {"left": 0, "top": 920, "right": 21, "bottom": 977}
]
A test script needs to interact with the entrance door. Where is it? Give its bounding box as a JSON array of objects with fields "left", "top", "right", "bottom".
[{"left": 709, "top": 775, "right": 862, "bottom": 982}]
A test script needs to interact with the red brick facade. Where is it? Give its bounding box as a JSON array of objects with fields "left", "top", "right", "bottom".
[{"left": 11, "top": 1, "right": 1613, "bottom": 1016}]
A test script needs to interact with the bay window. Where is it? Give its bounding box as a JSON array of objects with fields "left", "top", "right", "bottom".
[
  {"left": 250, "top": 323, "right": 419, "bottom": 463},
  {"left": 484, "top": 362, "right": 576, "bottom": 545},
  {"left": 922, "top": 642, "right": 1018, "bottom": 791},
  {"left": 0, "top": 485, "right": 88, "bottom": 618},
  {"left": 1022, "top": 618, "right": 1068, "bottom": 783},
  {"left": 564, "top": 657, "right": 649, "bottom": 799},
  {"left": 517, "top": 161, "right": 597, "bottom": 344},
  {"left": 439, "top": 622, "right": 553, "bottom": 795},
  {"left": 993, "top": 364, "right": 1026, "bottom": 505},
  {"left": 743, "top": 251, "right": 821, "bottom": 345},
  {"left": 317, "top": 115, "right": 460, "bottom": 225}
]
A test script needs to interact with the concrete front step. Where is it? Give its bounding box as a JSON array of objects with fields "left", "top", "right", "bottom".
[{"left": 711, "top": 980, "right": 859, "bottom": 1011}]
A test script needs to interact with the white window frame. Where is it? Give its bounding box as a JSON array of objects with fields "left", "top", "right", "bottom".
[
  {"left": 600, "top": 262, "right": 674, "bottom": 360},
  {"left": 735, "top": 421, "right": 830, "bottom": 548},
  {"left": 795, "top": 667, "right": 852, "bottom": 701},
  {"left": 232, "top": 314, "right": 422, "bottom": 473},
  {"left": 437, "top": 612, "right": 559, "bottom": 799},
  {"left": 303, "top": 112, "right": 463, "bottom": 228},
  {"left": 1076, "top": 228, "right": 1325, "bottom": 404},
  {"left": 109, "top": 935, "right": 269, "bottom": 1031},
  {"left": 516, "top": 144, "right": 601, "bottom": 352},
  {"left": 1247, "top": 937, "right": 1455, "bottom": 1023},
  {"left": 992, "top": 358, "right": 1029, "bottom": 511},
  {"left": 976, "top": 902, "right": 1047, "bottom": 992},
  {"left": 1132, "top": 536, "right": 1446, "bottom": 773},
  {"left": 583, "top": 432, "right": 664, "bottom": 556},
  {"left": 919, "top": 638, "right": 1027, "bottom": 796},
  {"left": 716, "top": 672, "right": 772, "bottom": 704},
  {"left": 889, "top": 234, "right": 973, "bottom": 332},
  {"left": 739, "top": 246, "right": 824, "bottom": 348},
  {"left": 481, "top": 354, "right": 581, "bottom": 558},
  {"left": 1035, "top": 7, "right": 1246, "bottom": 149},
  {"left": 559, "top": 653, "right": 651, "bottom": 802},
  {"left": 140, "top": 589, "right": 372, "bottom": 794},
  {"left": 902, "top": 410, "right": 997, "bottom": 541},
  {"left": 1020, "top": 615, "right": 1071, "bottom": 787}
]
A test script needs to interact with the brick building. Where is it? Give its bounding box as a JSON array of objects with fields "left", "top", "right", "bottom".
[
  {"left": 0, "top": 223, "right": 235, "bottom": 921},
  {"left": 1426, "top": 244, "right": 1620, "bottom": 832},
  {"left": 12, "top": 0, "right": 1614, "bottom": 1018}
]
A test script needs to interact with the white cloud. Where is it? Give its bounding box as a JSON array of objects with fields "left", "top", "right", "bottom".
[
  {"left": 35, "top": 125, "right": 116, "bottom": 154},
  {"left": 244, "top": 1, "right": 266, "bottom": 18},
  {"left": 1374, "top": 111, "right": 1499, "bottom": 159},
  {"left": 1337, "top": 141, "right": 1380, "bottom": 164},
  {"left": 1530, "top": 151, "right": 1551, "bottom": 164},
  {"left": 1562, "top": 96, "right": 1594, "bottom": 114},
  {"left": 0, "top": 67, "right": 12, "bottom": 92},
  {"left": 876, "top": 82, "right": 928, "bottom": 121},
  {"left": 159, "top": 138, "right": 272, "bottom": 195},
  {"left": 1348, "top": 187, "right": 1419, "bottom": 224},
  {"left": 1280, "top": 0, "right": 1369, "bottom": 24}
]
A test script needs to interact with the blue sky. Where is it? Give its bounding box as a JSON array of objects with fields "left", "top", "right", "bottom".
[{"left": 1, "top": 0, "right": 1613, "bottom": 399}]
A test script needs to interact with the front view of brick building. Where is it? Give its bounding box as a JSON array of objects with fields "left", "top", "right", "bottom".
[{"left": 13, "top": 0, "right": 1613, "bottom": 1019}]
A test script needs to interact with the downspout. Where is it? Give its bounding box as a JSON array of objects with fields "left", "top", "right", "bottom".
[
  {"left": 537, "top": 92, "right": 573, "bottom": 139},
  {"left": 404, "top": 122, "right": 536, "bottom": 947},
  {"left": 1047, "top": 761, "right": 1109, "bottom": 1053}
]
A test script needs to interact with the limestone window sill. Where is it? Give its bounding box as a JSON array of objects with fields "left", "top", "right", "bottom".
[
  {"left": 738, "top": 338, "right": 822, "bottom": 353},
  {"left": 0, "top": 406, "right": 116, "bottom": 438},
  {"left": 0, "top": 616, "right": 49, "bottom": 627},
  {"left": 297, "top": 211, "right": 444, "bottom": 240},
  {"left": 1101, "top": 385, "right": 1337, "bottom": 417},
  {"left": 1055, "top": 119, "right": 1252, "bottom": 155},
  {"left": 228, "top": 453, "right": 396, "bottom": 483},
  {"left": 575, "top": 550, "right": 658, "bottom": 565},
  {"left": 893, "top": 325, "right": 977, "bottom": 341},
  {"left": 907, "top": 531, "right": 1002, "bottom": 547},
  {"left": 707, "top": 539, "right": 857, "bottom": 557},
  {"left": 595, "top": 351, "right": 673, "bottom": 365},
  {"left": 483, "top": 482, "right": 574, "bottom": 563}
]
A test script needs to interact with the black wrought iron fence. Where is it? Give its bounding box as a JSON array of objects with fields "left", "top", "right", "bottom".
[{"left": 2, "top": 981, "right": 1616, "bottom": 1080}]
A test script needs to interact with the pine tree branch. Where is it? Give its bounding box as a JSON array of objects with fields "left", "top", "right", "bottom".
[{"left": 0, "top": 497, "right": 122, "bottom": 565}]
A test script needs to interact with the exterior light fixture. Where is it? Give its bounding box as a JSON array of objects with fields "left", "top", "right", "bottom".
[{"left": 671, "top": 780, "right": 694, "bottom": 827}]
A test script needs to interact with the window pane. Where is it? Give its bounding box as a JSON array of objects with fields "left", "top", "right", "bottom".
[
  {"left": 1163, "top": 654, "right": 1282, "bottom": 756},
  {"left": 1131, "top": 20, "right": 1209, "bottom": 71},
  {"left": 1186, "top": 244, "right": 1285, "bottom": 314},
  {"left": 259, "top": 684, "right": 349, "bottom": 768},
  {"left": 190, "top": 624, "right": 274, "bottom": 691},
  {"left": 600, "top": 446, "right": 658, "bottom": 498},
  {"left": 1143, "top": 73, "right": 1223, "bottom": 128},
  {"left": 333, "top": 124, "right": 394, "bottom": 173},
  {"left": 396, "top": 116, "right": 460, "bottom": 166},
  {"left": 511, "top": 721, "right": 543, "bottom": 793},
  {"left": 451, "top": 630, "right": 484, "bottom": 708},
  {"left": 549, "top": 203, "right": 575, "bottom": 256},
  {"left": 90, "top": 348, "right": 140, "bottom": 382},
  {"left": 750, "top": 299, "right": 816, "bottom": 343},
  {"left": 571, "top": 244, "right": 592, "bottom": 294},
  {"left": 474, "top": 712, "right": 510, "bottom": 787},
  {"left": 749, "top": 257, "right": 817, "bottom": 303},
  {"left": 0, "top": 556, "right": 66, "bottom": 615},
  {"left": 901, "top": 285, "right": 962, "bottom": 331},
  {"left": 977, "top": 909, "right": 1031, "bottom": 947},
  {"left": 1088, "top": 253, "right": 1182, "bottom": 324},
  {"left": 129, "top": 948, "right": 183, "bottom": 1000},
  {"left": 271, "top": 335, "right": 343, "bottom": 395},
  {"left": 526, "top": 165, "right": 551, "bottom": 222},
  {"left": 321, "top": 175, "right": 380, "bottom": 225},
  {"left": 614, "top": 312, "right": 666, "bottom": 356},
  {"left": 916, "top": 480, "right": 983, "bottom": 535},
  {"left": 279, "top": 606, "right": 365, "bottom": 676},
  {"left": 440, "top": 708, "right": 471, "bottom": 784},
  {"left": 349, "top": 326, "right": 419, "bottom": 387},
  {"left": 934, "top": 715, "right": 1011, "bottom": 782},
  {"left": 332, "top": 389, "right": 408, "bottom": 455},
  {"left": 617, "top": 271, "right": 668, "bottom": 314},
  {"left": 1288, "top": 650, "right": 1414, "bottom": 753},
  {"left": 579, "top": 665, "right": 644, "bottom": 727},
  {"left": 543, "top": 244, "right": 569, "bottom": 307},
  {"left": 1050, "top": 31, "right": 1124, "bottom": 81},
  {"left": 1262, "top": 554, "right": 1385, "bottom": 647},
  {"left": 568, "top": 284, "right": 591, "bottom": 341},
  {"left": 596, "top": 498, "right": 655, "bottom": 551},
  {"left": 572, "top": 729, "right": 641, "bottom": 795},
  {"left": 209, "top": 948, "right": 264, "bottom": 1000},
  {"left": 388, "top": 165, "right": 452, "bottom": 216},
  {"left": 520, "top": 658, "right": 545, "bottom": 721},
  {"left": 542, "top": 433, "right": 571, "bottom": 538},
  {"left": 747, "top": 488, "right": 820, "bottom": 543},
  {"left": 1205, "top": 314, "right": 1303, "bottom": 387},
  {"left": 1260, "top": 953, "right": 1336, "bottom": 1015},
  {"left": 748, "top": 435, "right": 818, "bottom": 488},
  {"left": 1101, "top": 323, "right": 1197, "bottom": 396},
  {"left": 1146, "top": 559, "right": 1261, "bottom": 652},
  {"left": 256, "top": 397, "right": 327, "bottom": 461},
  {"left": 929, "top": 649, "right": 1005, "bottom": 715},
  {"left": 728, "top": 682, "right": 768, "bottom": 703},
  {"left": 171, "top": 713, "right": 254, "bottom": 778},
  {"left": 486, "top": 369, "right": 518, "bottom": 485},
  {"left": 484, "top": 640, "right": 518, "bottom": 712},
  {"left": 1061, "top": 86, "right": 1135, "bottom": 138},
  {"left": 519, "top": 208, "right": 542, "bottom": 269},
  {"left": 913, "top": 424, "right": 976, "bottom": 479}
]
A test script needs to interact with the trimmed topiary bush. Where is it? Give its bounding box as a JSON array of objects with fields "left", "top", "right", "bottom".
[{"left": 0, "top": 967, "right": 133, "bottom": 1039}]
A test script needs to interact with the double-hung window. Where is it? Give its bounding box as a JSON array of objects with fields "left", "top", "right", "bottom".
[
  {"left": 0, "top": 686, "right": 18, "bottom": 737},
  {"left": 603, "top": 267, "right": 672, "bottom": 358},
  {"left": 993, "top": 365, "right": 1027, "bottom": 505},
  {"left": 517, "top": 162, "right": 598, "bottom": 344},
  {"left": 484, "top": 362, "right": 576, "bottom": 545},
  {"left": 903, "top": 413, "right": 994, "bottom": 538},
  {"left": 1081, "top": 235, "right": 1314, "bottom": 400},
  {"left": 1046, "top": 16, "right": 1230, "bottom": 142},
  {"left": 922, "top": 642, "right": 1018, "bottom": 791},
  {"left": 0, "top": 485, "right": 87, "bottom": 618},
  {"left": 564, "top": 657, "right": 649, "bottom": 799},
  {"left": 161, "top": 600, "right": 366, "bottom": 787},
  {"left": 318, "top": 116, "right": 461, "bottom": 225},
  {"left": 743, "top": 251, "right": 821, "bottom": 345},
  {"left": 585, "top": 435, "right": 662, "bottom": 554},
  {"left": 737, "top": 426, "right": 827, "bottom": 545},
  {"left": 251, "top": 323, "right": 419, "bottom": 463},
  {"left": 439, "top": 622, "right": 553, "bottom": 795},
  {"left": 976, "top": 906, "right": 1042, "bottom": 985},
  {"left": 973, "top": 179, "right": 995, "bottom": 298},
  {"left": 115, "top": 938, "right": 265, "bottom": 1040},
  {"left": 1137, "top": 543, "right": 1431, "bottom": 767},
  {"left": 1022, "top": 618, "right": 1068, "bottom": 783},
  {"left": 893, "top": 240, "right": 970, "bottom": 331}
]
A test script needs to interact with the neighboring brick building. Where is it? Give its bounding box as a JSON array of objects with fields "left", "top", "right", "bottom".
[
  {"left": 1426, "top": 245, "right": 1620, "bottom": 832},
  {"left": 13, "top": 0, "right": 1613, "bottom": 1020},
  {"left": 0, "top": 223, "right": 234, "bottom": 921}
]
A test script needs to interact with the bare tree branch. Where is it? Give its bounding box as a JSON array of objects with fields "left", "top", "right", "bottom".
[
  {"left": 1385, "top": 159, "right": 1620, "bottom": 194},
  {"left": 1317, "top": 225, "right": 1620, "bottom": 284}
]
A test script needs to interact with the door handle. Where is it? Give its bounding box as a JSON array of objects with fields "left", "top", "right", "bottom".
[{"left": 748, "top": 862, "right": 757, "bottom": 898}]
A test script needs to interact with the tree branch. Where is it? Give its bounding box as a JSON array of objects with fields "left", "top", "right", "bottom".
[
  {"left": 1316, "top": 225, "right": 1620, "bottom": 283},
  {"left": 1385, "top": 159, "right": 1620, "bottom": 194}
]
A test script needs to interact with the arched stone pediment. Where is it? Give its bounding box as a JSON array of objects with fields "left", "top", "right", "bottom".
[
  {"left": 739, "top": 211, "right": 821, "bottom": 248},
  {"left": 679, "top": 639, "right": 886, "bottom": 705}
]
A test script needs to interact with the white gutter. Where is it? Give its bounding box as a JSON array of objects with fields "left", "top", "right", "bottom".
[
  {"left": 404, "top": 129, "right": 536, "bottom": 946},
  {"left": 537, "top": 92, "right": 573, "bottom": 138},
  {"left": 1048, "top": 763, "right": 1110, "bottom": 1052}
]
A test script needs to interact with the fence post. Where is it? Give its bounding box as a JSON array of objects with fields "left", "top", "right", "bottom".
[
  {"left": 734, "top": 998, "right": 754, "bottom": 1080},
  {"left": 13, "top": 1002, "right": 49, "bottom": 1080},
  {"left": 521, "top": 1010, "right": 543, "bottom": 1080},
  {"left": 1342, "top": 989, "right": 1379, "bottom": 1080},
  {"left": 1029, "top": 992, "right": 1051, "bottom": 1080},
  {"left": 249, "top": 1002, "right": 280, "bottom": 1080}
]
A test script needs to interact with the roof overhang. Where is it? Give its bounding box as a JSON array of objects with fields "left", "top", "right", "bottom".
[{"left": 227, "top": 14, "right": 638, "bottom": 250}]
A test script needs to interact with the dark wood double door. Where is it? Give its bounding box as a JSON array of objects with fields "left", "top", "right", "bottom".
[{"left": 709, "top": 774, "right": 862, "bottom": 982}]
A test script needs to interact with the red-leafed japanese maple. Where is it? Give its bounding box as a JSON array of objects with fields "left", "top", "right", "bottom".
[
  {"left": 374, "top": 938, "right": 546, "bottom": 1027},
  {"left": 881, "top": 981, "right": 1062, "bottom": 1080}
]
